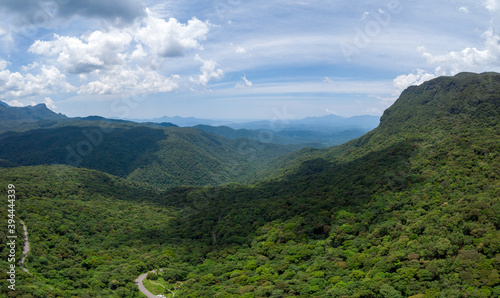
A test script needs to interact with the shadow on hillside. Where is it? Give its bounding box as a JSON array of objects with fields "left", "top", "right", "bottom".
[{"left": 159, "top": 139, "right": 422, "bottom": 246}]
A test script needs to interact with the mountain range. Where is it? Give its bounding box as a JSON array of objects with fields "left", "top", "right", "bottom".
[
  {"left": 0, "top": 72, "right": 498, "bottom": 297},
  {"left": 0, "top": 115, "right": 298, "bottom": 189},
  {"left": 136, "top": 114, "right": 381, "bottom": 147}
]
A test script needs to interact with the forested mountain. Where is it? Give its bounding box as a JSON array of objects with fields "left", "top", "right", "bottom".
[
  {"left": 0, "top": 103, "right": 67, "bottom": 133},
  {"left": 194, "top": 124, "right": 368, "bottom": 147},
  {"left": 220, "top": 114, "right": 380, "bottom": 146},
  {"left": 0, "top": 72, "right": 499, "bottom": 297},
  {"left": 137, "top": 114, "right": 379, "bottom": 147},
  {"left": 0, "top": 123, "right": 297, "bottom": 189}
]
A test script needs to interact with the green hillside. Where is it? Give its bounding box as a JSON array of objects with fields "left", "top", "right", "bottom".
[
  {"left": 0, "top": 166, "right": 182, "bottom": 297},
  {"left": 0, "top": 72, "right": 499, "bottom": 297},
  {"left": 0, "top": 123, "right": 297, "bottom": 189},
  {"left": 126, "top": 127, "right": 299, "bottom": 188},
  {"left": 0, "top": 103, "right": 67, "bottom": 133}
]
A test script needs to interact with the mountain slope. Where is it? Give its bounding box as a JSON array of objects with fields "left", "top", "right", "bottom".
[
  {"left": 126, "top": 127, "right": 299, "bottom": 188},
  {"left": 0, "top": 166, "right": 181, "bottom": 297},
  {"left": 0, "top": 103, "right": 67, "bottom": 133},
  {"left": 164, "top": 72, "right": 500, "bottom": 297},
  {"left": 269, "top": 72, "right": 500, "bottom": 176},
  {"left": 0, "top": 73, "right": 498, "bottom": 297},
  {"left": 0, "top": 123, "right": 298, "bottom": 188}
]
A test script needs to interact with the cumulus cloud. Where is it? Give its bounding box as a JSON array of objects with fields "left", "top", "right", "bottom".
[
  {"left": 78, "top": 66, "right": 179, "bottom": 95},
  {"left": 190, "top": 54, "right": 224, "bottom": 86},
  {"left": 417, "top": 29, "right": 500, "bottom": 76},
  {"left": 29, "top": 13, "right": 210, "bottom": 71},
  {"left": 0, "top": 61, "right": 75, "bottom": 99},
  {"left": 135, "top": 13, "right": 210, "bottom": 57},
  {"left": 24, "top": 13, "right": 213, "bottom": 96},
  {"left": 393, "top": 10, "right": 500, "bottom": 96},
  {"left": 29, "top": 30, "right": 132, "bottom": 74},
  {"left": 393, "top": 69, "right": 436, "bottom": 93}
]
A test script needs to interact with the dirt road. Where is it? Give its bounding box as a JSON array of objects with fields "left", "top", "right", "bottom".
[{"left": 20, "top": 220, "right": 29, "bottom": 273}]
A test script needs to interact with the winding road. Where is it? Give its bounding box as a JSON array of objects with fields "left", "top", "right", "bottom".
[
  {"left": 135, "top": 272, "right": 159, "bottom": 298},
  {"left": 20, "top": 219, "right": 160, "bottom": 297},
  {"left": 19, "top": 220, "right": 30, "bottom": 273}
]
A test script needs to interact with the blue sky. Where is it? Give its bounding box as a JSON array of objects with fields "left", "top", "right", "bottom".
[{"left": 0, "top": 0, "right": 499, "bottom": 120}]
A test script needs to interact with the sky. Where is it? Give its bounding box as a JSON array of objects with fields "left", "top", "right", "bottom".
[{"left": 0, "top": 0, "right": 499, "bottom": 120}]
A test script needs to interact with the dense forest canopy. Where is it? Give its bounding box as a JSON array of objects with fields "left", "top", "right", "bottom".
[{"left": 0, "top": 72, "right": 499, "bottom": 297}]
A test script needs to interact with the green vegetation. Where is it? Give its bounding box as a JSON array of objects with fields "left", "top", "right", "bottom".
[
  {"left": 0, "top": 103, "right": 66, "bottom": 134},
  {"left": 0, "top": 124, "right": 298, "bottom": 189},
  {"left": 0, "top": 72, "right": 499, "bottom": 297}
]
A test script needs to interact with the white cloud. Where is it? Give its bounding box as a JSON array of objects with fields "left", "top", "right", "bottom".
[
  {"left": 131, "top": 43, "right": 147, "bottom": 60},
  {"left": 190, "top": 54, "right": 224, "bottom": 86},
  {"left": 393, "top": 69, "right": 436, "bottom": 93},
  {"left": 484, "top": 0, "right": 500, "bottom": 11},
  {"left": 29, "top": 30, "right": 132, "bottom": 74},
  {"left": 0, "top": 60, "right": 9, "bottom": 70},
  {"left": 24, "top": 13, "right": 213, "bottom": 97},
  {"left": 135, "top": 11, "right": 210, "bottom": 57},
  {"left": 417, "top": 29, "right": 500, "bottom": 76},
  {"left": 392, "top": 13, "right": 500, "bottom": 97},
  {"left": 43, "top": 97, "right": 56, "bottom": 109},
  {"left": 235, "top": 46, "right": 246, "bottom": 54},
  {"left": 323, "top": 76, "right": 334, "bottom": 84},
  {"left": 78, "top": 66, "right": 179, "bottom": 95},
  {"left": 5, "top": 99, "right": 27, "bottom": 107},
  {"left": 0, "top": 63, "right": 75, "bottom": 99},
  {"left": 21, "top": 62, "right": 39, "bottom": 72},
  {"left": 236, "top": 75, "right": 253, "bottom": 88},
  {"left": 459, "top": 6, "right": 469, "bottom": 13}
]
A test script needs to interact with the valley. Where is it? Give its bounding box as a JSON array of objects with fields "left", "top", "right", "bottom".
[{"left": 0, "top": 72, "right": 499, "bottom": 297}]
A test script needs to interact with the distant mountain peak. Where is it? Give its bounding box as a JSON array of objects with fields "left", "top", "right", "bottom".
[{"left": 0, "top": 101, "right": 67, "bottom": 125}]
